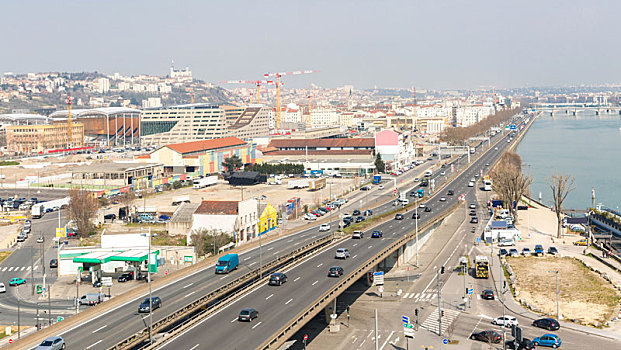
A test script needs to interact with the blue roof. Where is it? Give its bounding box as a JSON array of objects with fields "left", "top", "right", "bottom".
[{"left": 491, "top": 221, "right": 507, "bottom": 229}]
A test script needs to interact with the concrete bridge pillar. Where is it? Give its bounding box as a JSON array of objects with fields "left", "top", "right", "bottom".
[{"left": 323, "top": 297, "right": 338, "bottom": 324}]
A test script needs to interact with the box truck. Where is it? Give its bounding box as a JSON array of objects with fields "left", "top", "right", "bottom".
[{"left": 193, "top": 175, "right": 218, "bottom": 189}]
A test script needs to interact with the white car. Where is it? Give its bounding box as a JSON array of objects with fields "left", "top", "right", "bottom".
[
  {"left": 419, "top": 203, "right": 426, "bottom": 208},
  {"left": 335, "top": 248, "right": 350, "bottom": 259},
  {"left": 378, "top": 185, "right": 384, "bottom": 190},
  {"left": 492, "top": 315, "right": 518, "bottom": 327},
  {"left": 352, "top": 231, "right": 364, "bottom": 239},
  {"left": 498, "top": 239, "right": 515, "bottom": 247},
  {"left": 439, "top": 196, "right": 446, "bottom": 202},
  {"left": 468, "top": 181, "right": 474, "bottom": 187},
  {"left": 319, "top": 223, "right": 331, "bottom": 232},
  {"left": 440, "top": 171, "right": 446, "bottom": 176},
  {"left": 0, "top": 283, "right": 5, "bottom": 293},
  {"left": 304, "top": 214, "right": 317, "bottom": 221}
]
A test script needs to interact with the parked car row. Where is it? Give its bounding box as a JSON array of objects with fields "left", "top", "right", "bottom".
[{"left": 499, "top": 245, "right": 558, "bottom": 258}]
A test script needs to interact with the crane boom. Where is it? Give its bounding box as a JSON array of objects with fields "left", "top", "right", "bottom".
[{"left": 263, "top": 69, "right": 319, "bottom": 129}]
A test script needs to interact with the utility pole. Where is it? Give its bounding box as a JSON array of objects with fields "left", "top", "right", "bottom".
[
  {"left": 48, "top": 284, "right": 51, "bottom": 326},
  {"left": 17, "top": 291, "right": 20, "bottom": 339},
  {"left": 30, "top": 247, "right": 34, "bottom": 295},
  {"left": 374, "top": 308, "right": 379, "bottom": 350},
  {"left": 549, "top": 270, "right": 559, "bottom": 320},
  {"left": 437, "top": 270, "right": 442, "bottom": 335},
  {"left": 501, "top": 256, "right": 506, "bottom": 350},
  {"left": 148, "top": 227, "right": 153, "bottom": 345}
]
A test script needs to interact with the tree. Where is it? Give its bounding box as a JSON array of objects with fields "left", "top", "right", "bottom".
[
  {"left": 222, "top": 155, "right": 243, "bottom": 177},
  {"left": 490, "top": 152, "right": 532, "bottom": 223},
  {"left": 190, "top": 229, "right": 235, "bottom": 257},
  {"left": 374, "top": 153, "right": 385, "bottom": 173},
  {"left": 548, "top": 174, "right": 575, "bottom": 238},
  {"left": 119, "top": 191, "right": 135, "bottom": 220},
  {"left": 68, "top": 188, "right": 99, "bottom": 238}
]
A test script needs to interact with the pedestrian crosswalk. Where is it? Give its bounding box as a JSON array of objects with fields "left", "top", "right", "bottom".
[
  {"left": 0, "top": 265, "right": 38, "bottom": 273},
  {"left": 420, "top": 308, "right": 460, "bottom": 335},
  {"left": 401, "top": 290, "right": 437, "bottom": 302}
]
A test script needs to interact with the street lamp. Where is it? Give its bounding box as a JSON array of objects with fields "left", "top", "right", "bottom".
[{"left": 548, "top": 270, "right": 560, "bottom": 321}]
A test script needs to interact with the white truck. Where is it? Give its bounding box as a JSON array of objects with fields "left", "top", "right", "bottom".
[
  {"left": 287, "top": 178, "right": 309, "bottom": 189},
  {"left": 172, "top": 196, "right": 191, "bottom": 206},
  {"left": 31, "top": 197, "right": 71, "bottom": 219},
  {"left": 268, "top": 175, "right": 282, "bottom": 185},
  {"left": 193, "top": 175, "right": 218, "bottom": 189}
]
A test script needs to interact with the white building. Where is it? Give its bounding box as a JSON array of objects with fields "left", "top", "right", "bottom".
[
  {"left": 310, "top": 107, "right": 339, "bottom": 128},
  {"left": 97, "top": 78, "right": 110, "bottom": 94},
  {"left": 142, "top": 97, "right": 163, "bottom": 108},
  {"left": 190, "top": 199, "right": 258, "bottom": 244}
]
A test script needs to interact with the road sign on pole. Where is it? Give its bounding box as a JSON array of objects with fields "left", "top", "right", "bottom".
[
  {"left": 373, "top": 271, "right": 384, "bottom": 285},
  {"left": 443, "top": 338, "right": 449, "bottom": 344},
  {"left": 403, "top": 323, "right": 415, "bottom": 338},
  {"left": 402, "top": 315, "right": 410, "bottom": 324},
  {"left": 467, "top": 288, "right": 474, "bottom": 295}
]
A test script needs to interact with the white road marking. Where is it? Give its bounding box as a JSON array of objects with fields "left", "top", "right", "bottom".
[
  {"left": 231, "top": 318, "right": 238, "bottom": 323},
  {"left": 352, "top": 254, "right": 357, "bottom": 259},
  {"left": 220, "top": 276, "right": 228, "bottom": 280},
  {"left": 249, "top": 262, "right": 257, "bottom": 266},
  {"left": 414, "top": 293, "right": 420, "bottom": 299},
  {"left": 1, "top": 267, "right": 6, "bottom": 271},
  {"left": 34, "top": 265, "right": 38, "bottom": 271},
  {"left": 26, "top": 266, "right": 31, "bottom": 271},
  {"left": 402, "top": 293, "right": 410, "bottom": 299},
  {"left": 252, "top": 321, "right": 262, "bottom": 329},
  {"left": 317, "top": 263, "right": 323, "bottom": 268},
  {"left": 294, "top": 277, "right": 301, "bottom": 282},
  {"left": 285, "top": 298, "right": 293, "bottom": 305},
  {"left": 183, "top": 283, "right": 194, "bottom": 289},
  {"left": 86, "top": 340, "right": 103, "bottom": 349},
  {"left": 20, "top": 266, "right": 25, "bottom": 271},
  {"left": 368, "top": 245, "right": 373, "bottom": 249},
  {"left": 287, "top": 239, "right": 293, "bottom": 242},
  {"left": 8, "top": 267, "right": 13, "bottom": 272},
  {"left": 267, "top": 247, "right": 274, "bottom": 251},
  {"left": 92, "top": 325, "right": 107, "bottom": 333},
  {"left": 352, "top": 243, "right": 358, "bottom": 247},
  {"left": 190, "top": 345, "right": 200, "bottom": 350},
  {"left": 408, "top": 293, "right": 415, "bottom": 299},
  {"left": 312, "top": 280, "right": 319, "bottom": 286},
  {"left": 266, "top": 294, "right": 273, "bottom": 300},
  {"left": 185, "top": 291, "right": 196, "bottom": 298},
  {"left": 244, "top": 257, "right": 251, "bottom": 261},
  {"left": 380, "top": 330, "right": 395, "bottom": 350}
]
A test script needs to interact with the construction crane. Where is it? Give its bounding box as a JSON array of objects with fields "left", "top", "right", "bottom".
[
  {"left": 220, "top": 80, "right": 274, "bottom": 104},
  {"left": 264, "top": 70, "right": 319, "bottom": 129},
  {"left": 66, "top": 94, "right": 74, "bottom": 148}
]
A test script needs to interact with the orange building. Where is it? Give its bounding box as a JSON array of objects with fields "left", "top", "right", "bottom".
[{"left": 5, "top": 123, "right": 84, "bottom": 154}]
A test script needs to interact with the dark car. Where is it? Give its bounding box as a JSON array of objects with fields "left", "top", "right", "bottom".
[
  {"left": 447, "top": 190, "right": 454, "bottom": 195},
  {"left": 355, "top": 216, "right": 365, "bottom": 223},
  {"left": 505, "top": 338, "right": 535, "bottom": 350},
  {"left": 268, "top": 272, "right": 288, "bottom": 286},
  {"left": 360, "top": 186, "right": 370, "bottom": 191},
  {"left": 547, "top": 246, "right": 558, "bottom": 255},
  {"left": 118, "top": 272, "right": 134, "bottom": 283},
  {"left": 481, "top": 289, "right": 495, "bottom": 300},
  {"left": 470, "top": 217, "right": 479, "bottom": 224},
  {"left": 238, "top": 308, "right": 259, "bottom": 322},
  {"left": 470, "top": 330, "right": 502, "bottom": 343},
  {"left": 363, "top": 209, "right": 373, "bottom": 216},
  {"left": 499, "top": 248, "right": 508, "bottom": 257},
  {"left": 394, "top": 214, "right": 404, "bottom": 220},
  {"left": 533, "top": 317, "right": 560, "bottom": 331},
  {"left": 138, "top": 296, "right": 161, "bottom": 313},
  {"left": 469, "top": 210, "right": 477, "bottom": 216},
  {"left": 352, "top": 209, "right": 361, "bottom": 216},
  {"left": 424, "top": 207, "right": 431, "bottom": 212},
  {"left": 49, "top": 259, "right": 58, "bottom": 268},
  {"left": 371, "top": 230, "right": 383, "bottom": 238},
  {"left": 328, "top": 266, "right": 344, "bottom": 277},
  {"left": 410, "top": 191, "right": 418, "bottom": 197},
  {"left": 412, "top": 212, "right": 420, "bottom": 219},
  {"left": 103, "top": 214, "right": 116, "bottom": 221}
]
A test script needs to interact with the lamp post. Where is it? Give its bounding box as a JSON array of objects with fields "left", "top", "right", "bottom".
[
  {"left": 148, "top": 227, "right": 153, "bottom": 345},
  {"left": 549, "top": 270, "right": 559, "bottom": 320},
  {"left": 415, "top": 196, "right": 419, "bottom": 266}
]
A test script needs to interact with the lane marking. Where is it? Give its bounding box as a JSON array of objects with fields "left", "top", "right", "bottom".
[
  {"left": 408, "top": 293, "right": 415, "bottom": 299},
  {"left": 252, "top": 321, "right": 262, "bottom": 329},
  {"left": 231, "top": 318, "right": 238, "bottom": 323},
  {"left": 267, "top": 247, "right": 274, "bottom": 251},
  {"left": 244, "top": 257, "right": 251, "bottom": 261},
  {"left": 312, "top": 280, "right": 319, "bottom": 286},
  {"left": 294, "top": 277, "right": 300, "bottom": 282},
  {"left": 219, "top": 276, "right": 228, "bottom": 280},
  {"left": 249, "top": 262, "right": 257, "bottom": 266},
  {"left": 91, "top": 325, "right": 107, "bottom": 333},
  {"left": 402, "top": 293, "right": 410, "bottom": 299},
  {"left": 285, "top": 298, "right": 293, "bottom": 305},
  {"left": 190, "top": 345, "right": 200, "bottom": 350},
  {"left": 317, "top": 263, "right": 323, "bottom": 268},
  {"left": 8, "top": 267, "right": 13, "bottom": 272},
  {"left": 368, "top": 245, "right": 373, "bottom": 249},
  {"left": 380, "top": 330, "right": 395, "bottom": 350},
  {"left": 86, "top": 340, "right": 103, "bottom": 349},
  {"left": 183, "top": 283, "right": 194, "bottom": 289},
  {"left": 20, "top": 266, "right": 25, "bottom": 271},
  {"left": 185, "top": 291, "right": 196, "bottom": 298},
  {"left": 34, "top": 265, "right": 38, "bottom": 271},
  {"left": 287, "top": 239, "right": 293, "bottom": 242},
  {"left": 352, "top": 243, "right": 358, "bottom": 247},
  {"left": 352, "top": 254, "right": 357, "bottom": 259},
  {"left": 266, "top": 294, "right": 273, "bottom": 300}
]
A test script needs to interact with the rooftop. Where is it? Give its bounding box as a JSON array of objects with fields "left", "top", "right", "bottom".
[
  {"left": 195, "top": 201, "right": 239, "bottom": 215},
  {"left": 268, "top": 138, "right": 375, "bottom": 149},
  {"left": 165, "top": 136, "right": 247, "bottom": 155},
  {"left": 71, "top": 162, "right": 162, "bottom": 174},
  {"left": 170, "top": 202, "right": 201, "bottom": 223}
]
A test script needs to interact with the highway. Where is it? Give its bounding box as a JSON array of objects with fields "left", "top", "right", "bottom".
[
  {"left": 157, "top": 118, "right": 529, "bottom": 349},
  {"left": 10, "top": 116, "right": 525, "bottom": 349}
]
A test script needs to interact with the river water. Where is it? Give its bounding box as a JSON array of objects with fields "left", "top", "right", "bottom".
[{"left": 515, "top": 111, "right": 621, "bottom": 211}]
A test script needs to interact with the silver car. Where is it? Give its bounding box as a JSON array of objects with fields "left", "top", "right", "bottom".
[
  {"left": 335, "top": 248, "right": 350, "bottom": 259},
  {"left": 36, "top": 336, "right": 65, "bottom": 350}
]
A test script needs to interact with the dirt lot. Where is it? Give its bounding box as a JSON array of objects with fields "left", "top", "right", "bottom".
[{"left": 507, "top": 256, "right": 621, "bottom": 326}]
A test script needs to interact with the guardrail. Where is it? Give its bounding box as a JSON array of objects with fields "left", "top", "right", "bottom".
[
  {"left": 109, "top": 234, "right": 336, "bottom": 350},
  {"left": 258, "top": 200, "right": 461, "bottom": 349}
]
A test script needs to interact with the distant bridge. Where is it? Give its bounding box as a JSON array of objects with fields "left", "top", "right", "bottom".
[{"left": 532, "top": 103, "right": 621, "bottom": 116}]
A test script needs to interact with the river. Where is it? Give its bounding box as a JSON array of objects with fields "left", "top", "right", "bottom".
[{"left": 515, "top": 111, "right": 621, "bottom": 211}]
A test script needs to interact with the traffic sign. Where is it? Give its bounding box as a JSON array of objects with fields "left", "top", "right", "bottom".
[
  {"left": 402, "top": 315, "right": 410, "bottom": 324},
  {"left": 373, "top": 271, "right": 385, "bottom": 285},
  {"left": 510, "top": 124, "right": 517, "bottom": 130},
  {"left": 403, "top": 323, "right": 415, "bottom": 338},
  {"left": 443, "top": 338, "right": 449, "bottom": 345},
  {"left": 8, "top": 339, "right": 12, "bottom": 344},
  {"left": 57, "top": 316, "right": 64, "bottom": 322},
  {"left": 468, "top": 288, "right": 474, "bottom": 295},
  {"left": 505, "top": 125, "right": 510, "bottom": 130},
  {"left": 304, "top": 334, "right": 308, "bottom": 341}
]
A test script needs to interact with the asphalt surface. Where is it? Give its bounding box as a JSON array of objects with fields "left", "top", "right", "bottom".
[{"left": 157, "top": 117, "right": 530, "bottom": 350}]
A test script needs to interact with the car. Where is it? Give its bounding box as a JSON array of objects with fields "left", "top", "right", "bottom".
[
  {"left": 363, "top": 209, "right": 373, "bottom": 216},
  {"left": 118, "top": 272, "right": 134, "bottom": 282},
  {"left": 23, "top": 226, "right": 31, "bottom": 234},
  {"left": 499, "top": 248, "right": 508, "bottom": 257},
  {"left": 412, "top": 212, "right": 420, "bottom": 219},
  {"left": 485, "top": 163, "right": 490, "bottom": 167},
  {"left": 469, "top": 210, "right": 477, "bottom": 216},
  {"left": 35, "top": 336, "right": 66, "bottom": 350},
  {"left": 37, "top": 236, "right": 44, "bottom": 243},
  {"left": 103, "top": 213, "right": 117, "bottom": 221},
  {"left": 409, "top": 191, "right": 417, "bottom": 197},
  {"left": 268, "top": 272, "right": 288, "bottom": 286},
  {"left": 9, "top": 278, "right": 26, "bottom": 286},
  {"left": 495, "top": 147, "right": 499, "bottom": 150},
  {"left": 360, "top": 186, "right": 371, "bottom": 191},
  {"left": 534, "top": 244, "right": 544, "bottom": 256},
  {"left": 335, "top": 248, "right": 350, "bottom": 259},
  {"left": 481, "top": 289, "right": 495, "bottom": 300},
  {"left": 573, "top": 239, "right": 588, "bottom": 246},
  {"left": 533, "top": 334, "right": 561, "bottom": 348},
  {"left": 0, "top": 283, "right": 5, "bottom": 293},
  {"left": 352, "top": 231, "right": 364, "bottom": 239},
  {"left": 440, "top": 171, "right": 446, "bottom": 176},
  {"left": 470, "top": 330, "right": 502, "bottom": 344},
  {"left": 505, "top": 338, "right": 535, "bottom": 350},
  {"left": 49, "top": 259, "right": 58, "bottom": 268},
  {"left": 548, "top": 246, "right": 558, "bottom": 255},
  {"left": 468, "top": 181, "right": 474, "bottom": 187},
  {"left": 498, "top": 239, "right": 515, "bottom": 247},
  {"left": 378, "top": 185, "right": 384, "bottom": 189},
  {"left": 414, "top": 177, "right": 420, "bottom": 182},
  {"left": 304, "top": 213, "right": 317, "bottom": 221},
  {"left": 532, "top": 318, "right": 560, "bottom": 331},
  {"left": 441, "top": 164, "right": 446, "bottom": 168},
  {"left": 424, "top": 207, "right": 431, "bottom": 212},
  {"left": 238, "top": 308, "right": 259, "bottom": 322},
  {"left": 469, "top": 203, "right": 477, "bottom": 209},
  {"left": 355, "top": 216, "right": 365, "bottom": 223},
  {"left": 394, "top": 214, "right": 404, "bottom": 220},
  {"left": 371, "top": 230, "right": 383, "bottom": 238},
  {"left": 447, "top": 190, "right": 454, "bottom": 195},
  {"left": 470, "top": 217, "right": 478, "bottom": 223},
  {"left": 509, "top": 248, "right": 519, "bottom": 257},
  {"left": 492, "top": 315, "right": 518, "bottom": 327},
  {"left": 439, "top": 196, "right": 446, "bottom": 202},
  {"left": 327, "top": 266, "right": 344, "bottom": 277},
  {"left": 352, "top": 209, "right": 361, "bottom": 216},
  {"left": 138, "top": 296, "right": 161, "bottom": 313},
  {"left": 319, "top": 223, "right": 331, "bottom": 232},
  {"left": 17, "top": 235, "right": 26, "bottom": 242},
  {"left": 522, "top": 247, "right": 531, "bottom": 256}
]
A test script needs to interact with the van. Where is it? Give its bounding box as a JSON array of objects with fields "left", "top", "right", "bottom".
[
  {"left": 399, "top": 198, "right": 410, "bottom": 205},
  {"left": 79, "top": 292, "right": 105, "bottom": 305},
  {"left": 215, "top": 253, "right": 239, "bottom": 274}
]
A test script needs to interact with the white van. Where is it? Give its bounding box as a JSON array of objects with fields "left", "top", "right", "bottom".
[{"left": 399, "top": 198, "right": 410, "bottom": 205}]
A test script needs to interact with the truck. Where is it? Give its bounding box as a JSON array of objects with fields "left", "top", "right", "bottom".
[
  {"left": 215, "top": 253, "right": 239, "bottom": 274},
  {"left": 193, "top": 175, "right": 218, "bottom": 189},
  {"left": 309, "top": 178, "right": 326, "bottom": 191},
  {"left": 287, "top": 178, "right": 309, "bottom": 189},
  {"left": 31, "top": 197, "right": 71, "bottom": 219},
  {"left": 268, "top": 175, "right": 282, "bottom": 185},
  {"left": 172, "top": 196, "right": 191, "bottom": 206},
  {"left": 483, "top": 176, "right": 492, "bottom": 191},
  {"left": 372, "top": 175, "right": 382, "bottom": 185},
  {"left": 475, "top": 256, "right": 489, "bottom": 279}
]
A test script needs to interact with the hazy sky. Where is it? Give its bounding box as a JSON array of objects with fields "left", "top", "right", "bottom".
[{"left": 2, "top": 0, "right": 619, "bottom": 89}]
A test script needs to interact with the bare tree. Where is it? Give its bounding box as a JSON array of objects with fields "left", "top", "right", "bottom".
[
  {"left": 490, "top": 152, "right": 532, "bottom": 223},
  {"left": 190, "top": 229, "right": 235, "bottom": 257},
  {"left": 119, "top": 191, "right": 135, "bottom": 220},
  {"left": 548, "top": 174, "right": 575, "bottom": 238},
  {"left": 68, "top": 188, "right": 99, "bottom": 238}
]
